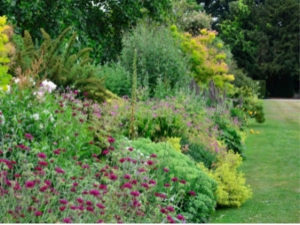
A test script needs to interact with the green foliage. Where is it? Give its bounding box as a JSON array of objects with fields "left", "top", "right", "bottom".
[
  {"left": 200, "top": 151, "right": 252, "bottom": 207},
  {"left": 181, "top": 137, "right": 217, "bottom": 169},
  {"left": 97, "top": 62, "right": 131, "bottom": 96},
  {"left": 0, "top": 16, "right": 12, "bottom": 92},
  {"left": 12, "top": 28, "right": 110, "bottom": 101},
  {"left": 131, "top": 138, "right": 217, "bottom": 222},
  {"left": 121, "top": 23, "right": 189, "bottom": 97},
  {"left": 166, "top": 137, "right": 182, "bottom": 153}
]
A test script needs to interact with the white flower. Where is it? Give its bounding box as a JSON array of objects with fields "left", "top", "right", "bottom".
[
  {"left": 14, "top": 78, "right": 20, "bottom": 84},
  {"left": 39, "top": 124, "right": 44, "bottom": 129},
  {"left": 32, "top": 113, "right": 40, "bottom": 121},
  {"left": 49, "top": 114, "right": 55, "bottom": 122},
  {"left": 41, "top": 80, "right": 57, "bottom": 93}
]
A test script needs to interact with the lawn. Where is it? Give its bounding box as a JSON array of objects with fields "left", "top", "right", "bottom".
[{"left": 211, "top": 99, "right": 300, "bottom": 223}]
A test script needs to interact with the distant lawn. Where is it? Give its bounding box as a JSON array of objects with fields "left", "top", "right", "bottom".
[{"left": 211, "top": 100, "right": 300, "bottom": 223}]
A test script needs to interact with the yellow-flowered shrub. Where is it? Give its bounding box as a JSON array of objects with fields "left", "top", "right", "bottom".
[
  {"left": 0, "top": 16, "right": 12, "bottom": 92},
  {"left": 199, "top": 151, "right": 252, "bottom": 207},
  {"left": 166, "top": 137, "right": 181, "bottom": 153}
]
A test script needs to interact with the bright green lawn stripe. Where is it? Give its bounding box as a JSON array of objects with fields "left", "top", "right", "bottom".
[{"left": 210, "top": 100, "right": 300, "bottom": 223}]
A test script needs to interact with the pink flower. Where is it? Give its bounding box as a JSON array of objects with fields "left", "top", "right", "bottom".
[
  {"left": 39, "top": 185, "right": 48, "bottom": 192},
  {"left": 138, "top": 168, "right": 146, "bottom": 173},
  {"left": 25, "top": 133, "right": 34, "bottom": 141},
  {"left": 160, "top": 208, "right": 168, "bottom": 214},
  {"left": 177, "top": 214, "right": 185, "bottom": 221},
  {"left": 163, "top": 168, "right": 169, "bottom": 173},
  {"left": 119, "top": 158, "right": 126, "bottom": 163},
  {"left": 155, "top": 192, "right": 167, "bottom": 199},
  {"left": 130, "top": 179, "right": 138, "bottom": 185},
  {"left": 89, "top": 189, "right": 100, "bottom": 196},
  {"left": 60, "top": 199, "right": 68, "bottom": 205},
  {"left": 141, "top": 183, "right": 149, "bottom": 189},
  {"left": 70, "top": 205, "right": 77, "bottom": 210},
  {"left": 96, "top": 203, "right": 105, "bottom": 209},
  {"left": 55, "top": 167, "right": 65, "bottom": 174},
  {"left": 122, "top": 182, "right": 132, "bottom": 189},
  {"left": 180, "top": 179, "right": 186, "bottom": 184},
  {"left": 86, "top": 206, "right": 94, "bottom": 212},
  {"left": 86, "top": 200, "right": 93, "bottom": 206},
  {"left": 53, "top": 149, "right": 60, "bottom": 155},
  {"left": 34, "top": 211, "right": 43, "bottom": 217},
  {"left": 25, "top": 181, "right": 35, "bottom": 189},
  {"left": 44, "top": 180, "right": 51, "bottom": 186},
  {"left": 130, "top": 191, "right": 140, "bottom": 197},
  {"left": 128, "top": 147, "right": 133, "bottom": 152},
  {"left": 14, "top": 182, "right": 22, "bottom": 191},
  {"left": 97, "top": 219, "right": 104, "bottom": 223},
  {"left": 63, "top": 218, "right": 72, "bottom": 223},
  {"left": 123, "top": 174, "right": 131, "bottom": 179},
  {"left": 37, "top": 152, "right": 46, "bottom": 159}
]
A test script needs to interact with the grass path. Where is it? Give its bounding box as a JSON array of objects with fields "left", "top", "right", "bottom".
[{"left": 211, "top": 100, "right": 300, "bottom": 223}]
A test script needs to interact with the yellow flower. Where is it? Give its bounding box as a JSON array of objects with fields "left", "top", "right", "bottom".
[{"left": 250, "top": 129, "right": 255, "bottom": 134}]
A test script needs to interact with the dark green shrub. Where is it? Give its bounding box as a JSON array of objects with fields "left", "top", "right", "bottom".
[{"left": 121, "top": 23, "right": 189, "bottom": 97}]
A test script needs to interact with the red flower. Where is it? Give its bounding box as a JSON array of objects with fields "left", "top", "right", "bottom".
[
  {"left": 128, "top": 147, "right": 133, "bottom": 152},
  {"left": 55, "top": 167, "right": 65, "bottom": 174},
  {"left": 60, "top": 199, "right": 68, "bottom": 205},
  {"left": 25, "top": 180, "right": 35, "bottom": 189},
  {"left": 177, "top": 214, "right": 185, "bottom": 221},
  {"left": 96, "top": 203, "right": 105, "bottom": 209},
  {"left": 37, "top": 152, "right": 46, "bottom": 159},
  {"left": 130, "top": 191, "right": 140, "bottom": 197},
  {"left": 34, "top": 211, "right": 43, "bottom": 217},
  {"left": 25, "top": 133, "right": 34, "bottom": 141}
]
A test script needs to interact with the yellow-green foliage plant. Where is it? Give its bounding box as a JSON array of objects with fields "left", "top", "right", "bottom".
[
  {"left": 199, "top": 150, "right": 252, "bottom": 207},
  {"left": 170, "top": 25, "right": 234, "bottom": 92},
  {"left": 0, "top": 16, "right": 12, "bottom": 92},
  {"left": 166, "top": 137, "right": 181, "bottom": 153}
]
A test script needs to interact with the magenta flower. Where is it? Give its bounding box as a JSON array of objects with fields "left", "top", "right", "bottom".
[
  {"left": 38, "top": 161, "right": 48, "bottom": 167},
  {"left": 109, "top": 173, "right": 118, "bottom": 181},
  {"left": 163, "top": 168, "right": 169, "bottom": 173},
  {"left": 180, "top": 179, "right": 186, "bottom": 184},
  {"left": 53, "top": 149, "right": 60, "bottom": 155},
  {"left": 39, "top": 185, "right": 48, "bottom": 192},
  {"left": 171, "top": 177, "right": 178, "bottom": 182},
  {"left": 86, "top": 200, "right": 93, "bottom": 206},
  {"left": 13, "top": 182, "right": 21, "bottom": 191},
  {"left": 130, "top": 190, "right": 140, "bottom": 197},
  {"left": 59, "top": 199, "right": 68, "bottom": 205},
  {"left": 102, "top": 150, "right": 109, "bottom": 155},
  {"left": 99, "top": 184, "right": 107, "bottom": 190},
  {"left": 96, "top": 203, "right": 105, "bottom": 209},
  {"left": 150, "top": 153, "right": 157, "bottom": 158},
  {"left": 34, "top": 211, "right": 43, "bottom": 217},
  {"left": 164, "top": 183, "right": 171, "bottom": 188},
  {"left": 128, "top": 147, "right": 133, "bottom": 152},
  {"left": 119, "top": 158, "right": 126, "bottom": 163},
  {"left": 122, "top": 182, "right": 132, "bottom": 189},
  {"left": 138, "top": 168, "right": 146, "bottom": 173},
  {"left": 167, "top": 215, "right": 175, "bottom": 223},
  {"left": 177, "top": 214, "right": 185, "bottom": 221},
  {"left": 130, "top": 179, "right": 138, "bottom": 185},
  {"left": 37, "top": 152, "right": 46, "bottom": 159},
  {"left": 44, "top": 180, "right": 51, "bottom": 186},
  {"left": 55, "top": 167, "right": 65, "bottom": 174},
  {"left": 123, "top": 174, "right": 131, "bottom": 180},
  {"left": 160, "top": 208, "right": 168, "bottom": 214},
  {"left": 155, "top": 192, "right": 167, "bottom": 199},
  {"left": 86, "top": 206, "right": 94, "bottom": 212},
  {"left": 25, "top": 180, "right": 35, "bottom": 189},
  {"left": 188, "top": 190, "right": 196, "bottom": 196},
  {"left": 107, "top": 136, "right": 115, "bottom": 143},
  {"left": 59, "top": 206, "right": 66, "bottom": 212},
  {"left": 77, "top": 198, "right": 84, "bottom": 204},
  {"left": 63, "top": 218, "right": 72, "bottom": 223},
  {"left": 97, "top": 219, "right": 104, "bottom": 223},
  {"left": 146, "top": 160, "right": 154, "bottom": 166},
  {"left": 166, "top": 206, "right": 175, "bottom": 212},
  {"left": 25, "top": 133, "right": 34, "bottom": 141},
  {"left": 141, "top": 183, "right": 149, "bottom": 189},
  {"left": 89, "top": 189, "right": 100, "bottom": 196},
  {"left": 149, "top": 179, "right": 157, "bottom": 185}
]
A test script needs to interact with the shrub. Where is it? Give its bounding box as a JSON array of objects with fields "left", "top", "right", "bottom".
[
  {"left": 97, "top": 62, "right": 131, "bottom": 97},
  {"left": 166, "top": 137, "right": 182, "bottom": 153},
  {"left": 200, "top": 151, "right": 252, "bottom": 207},
  {"left": 130, "top": 138, "right": 217, "bottom": 222},
  {"left": 121, "top": 23, "right": 189, "bottom": 97},
  {"left": 0, "top": 16, "right": 13, "bottom": 92}
]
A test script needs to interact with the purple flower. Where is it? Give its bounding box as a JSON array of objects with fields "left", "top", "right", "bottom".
[
  {"left": 60, "top": 199, "right": 68, "bottom": 205},
  {"left": 37, "top": 152, "right": 47, "bottom": 159},
  {"left": 96, "top": 203, "right": 105, "bottom": 209},
  {"left": 130, "top": 190, "right": 140, "bottom": 197},
  {"left": 25, "top": 180, "right": 35, "bottom": 189},
  {"left": 122, "top": 182, "right": 133, "bottom": 189},
  {"left": 177, "top": 214, "right": 185, "bottom": 221},
  {"left": 89, "top": 189, "right": 100, "bottom": 196},
  {"left": 63, "top": 218, "right": 72, "bottom": 223},
  {"left": 25, "top": 133, "right": 34, "bottom": 141},
  {"left": 55, "top": 167, "right": 65, "bottom": 174}
]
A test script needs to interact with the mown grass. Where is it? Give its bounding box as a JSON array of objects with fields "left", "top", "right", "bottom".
[{"left": 211, "top": 100, "right": 300, "bottom": 223}]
